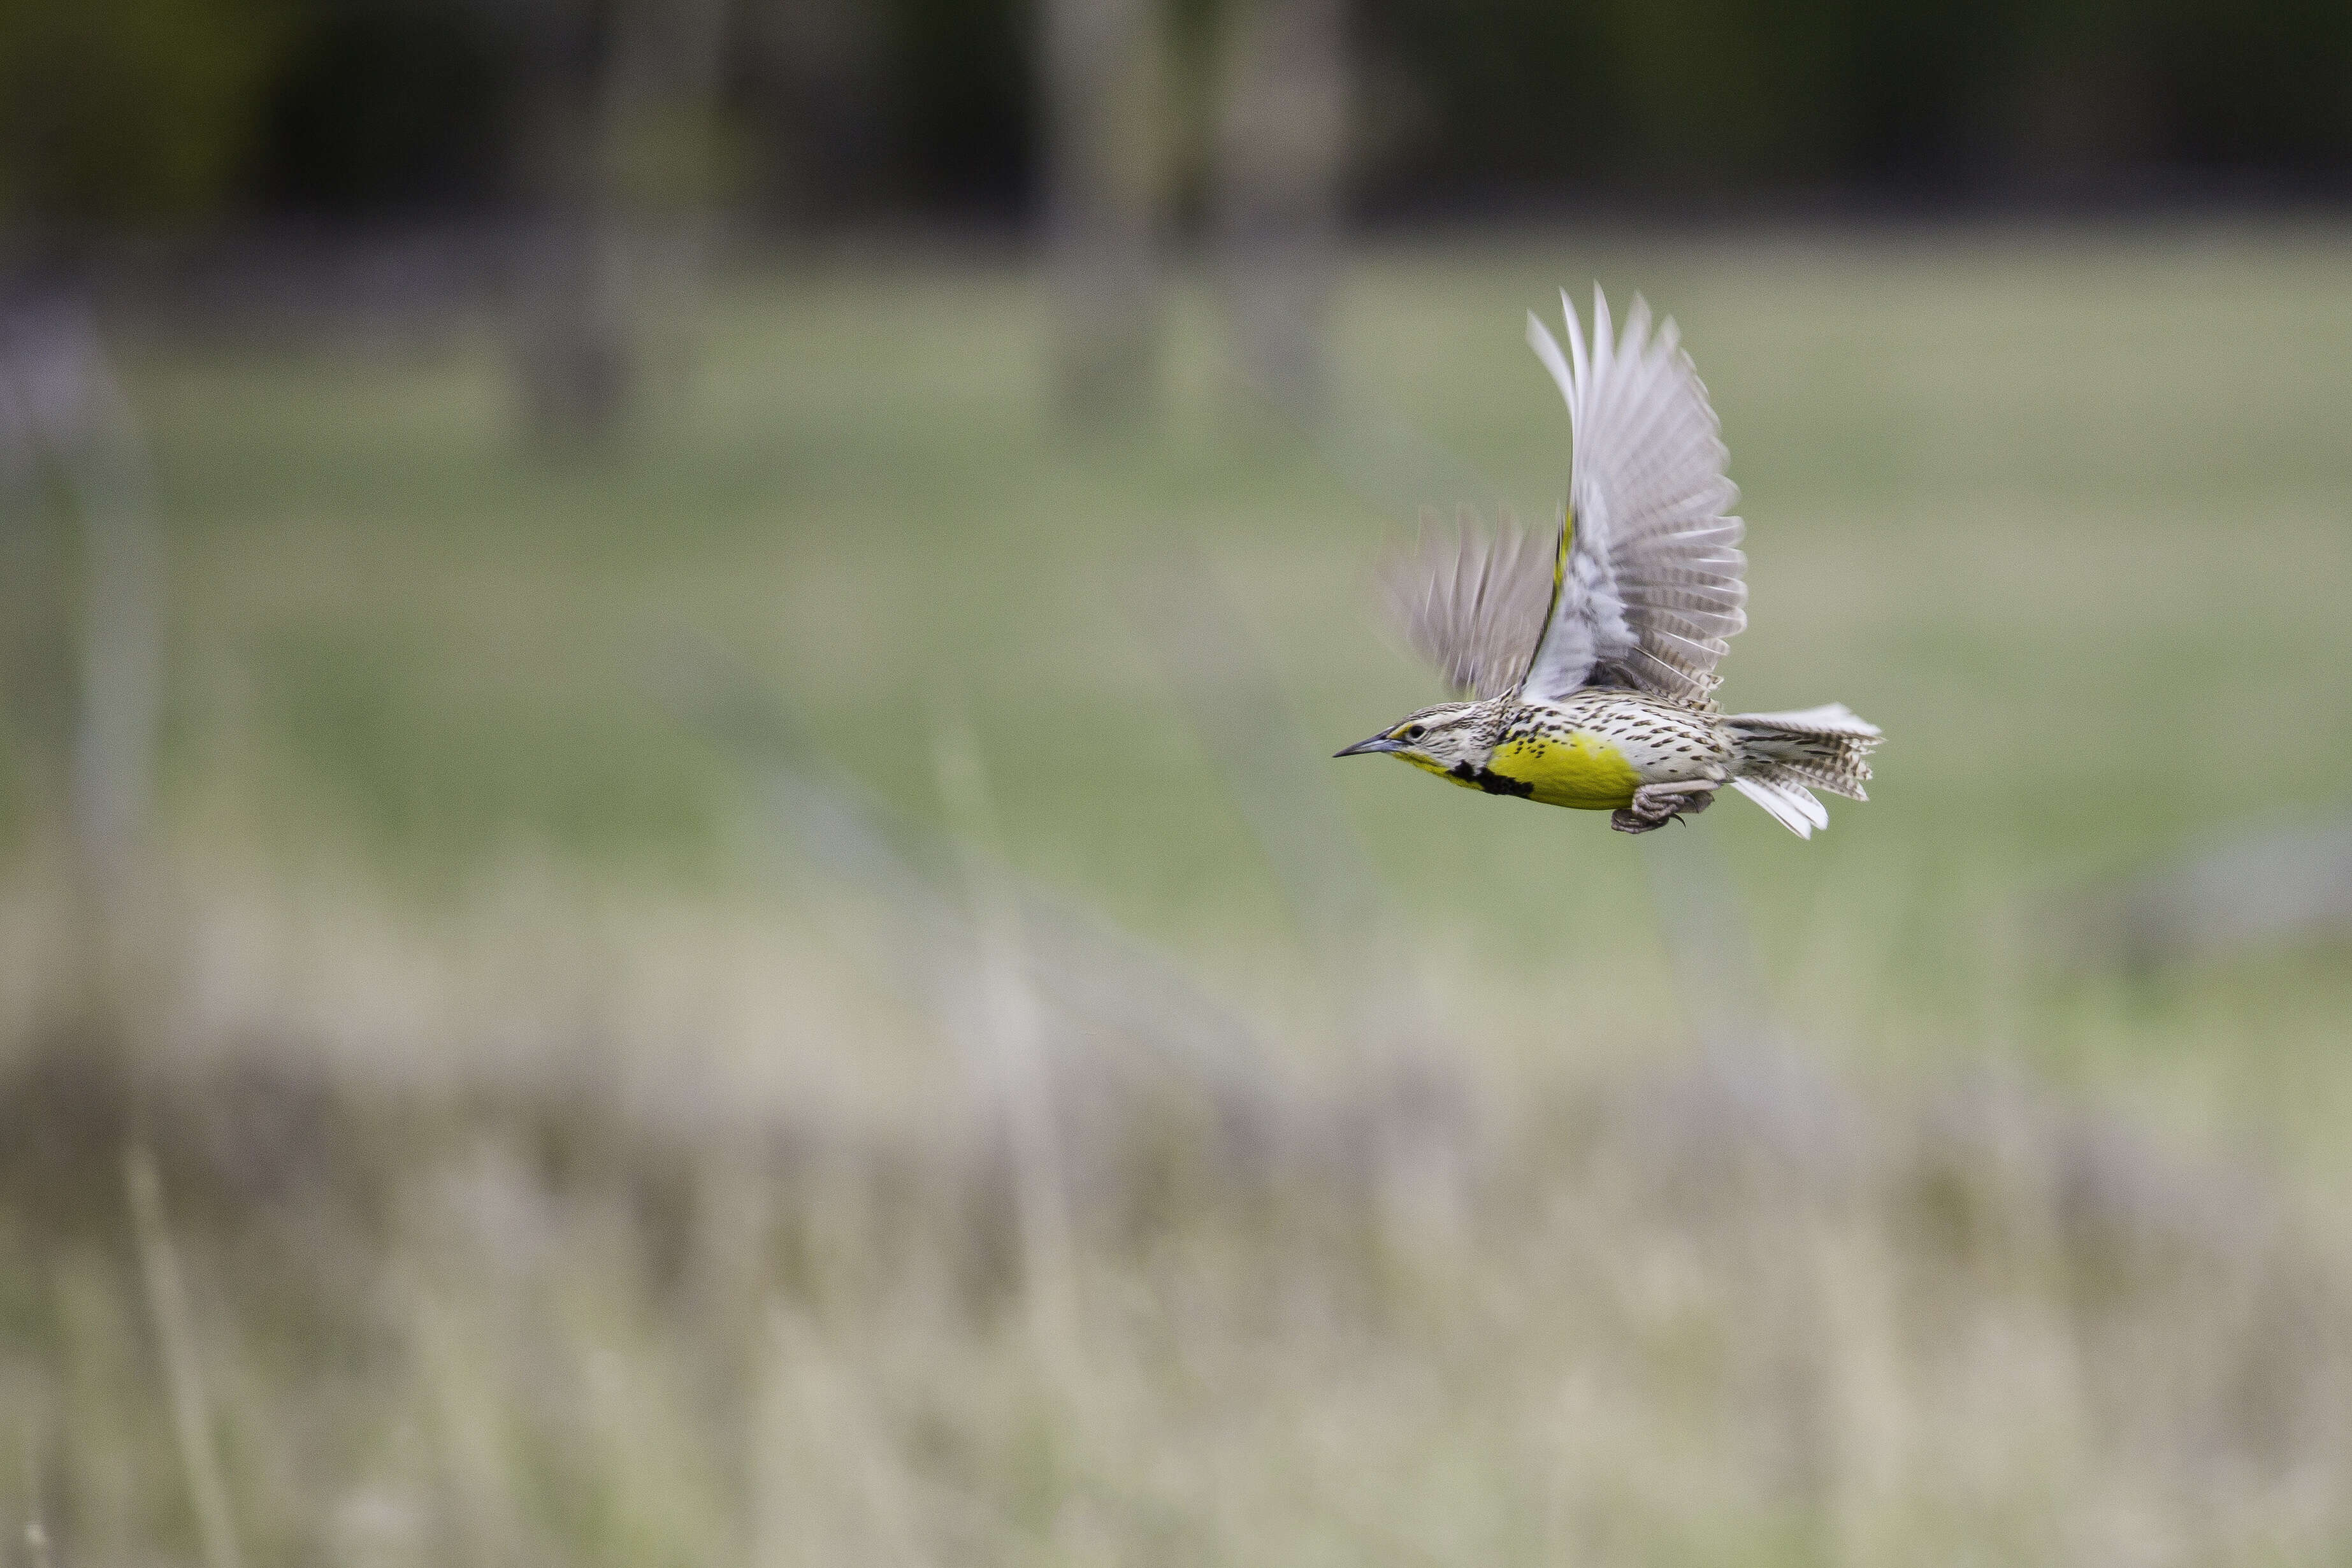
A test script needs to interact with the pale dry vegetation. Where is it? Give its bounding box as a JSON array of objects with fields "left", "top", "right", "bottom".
[
  {"left": 5, "top": 870, "right": 2350, "bottom": 1567},
  {"left": 6, "top": 229, "right": 2352, "bottom": 1564}
]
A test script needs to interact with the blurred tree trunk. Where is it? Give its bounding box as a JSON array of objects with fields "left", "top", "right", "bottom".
[
  {"left": 1213, "top": 0, "right": 1348, "bottom": 421},
  {"left": 0, "top": 295, "right": 163, "bottom": 1009},
  {"left": 1040, "top": 0, "right": 1170, "bottom": 428},
  {"left": 511, "top": 0, "right": 732, "bottom": 449},
  {"left": 740, "top": 0, "right": 884, "bottom": 219},
  {"left": 604, "top": 0, "right": 733, "bottom": 401},
  {"left": 511, "top": 1, "right": 621, "bottom": 445}
]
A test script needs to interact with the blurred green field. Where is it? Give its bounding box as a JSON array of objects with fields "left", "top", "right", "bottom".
[
  {"left": 44, "top": 225, "right": 2352, "bottom": 1127},
  {"left": 7, "top": 226, "right": 2352, "bottom": 1565}
]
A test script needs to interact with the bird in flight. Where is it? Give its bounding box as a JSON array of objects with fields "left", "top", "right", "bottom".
[{"left": 1336, "top": 289, "right": 1880, "bottom": 838}]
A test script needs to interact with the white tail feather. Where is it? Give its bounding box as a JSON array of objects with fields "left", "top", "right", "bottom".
[
  {"left": 1731, "top": 776, "right": 1828, "bottom": 838},
  {"left": 1729, "top": 702, "right": 1881, "bottom": 738}
]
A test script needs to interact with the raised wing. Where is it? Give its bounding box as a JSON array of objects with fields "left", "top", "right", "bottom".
[
  {"left": 1383, "top": 505, "right": 1554, "bottom": 700},
  {"left": 1520, "top": 289, "right": 1747, "bottom": 706}
]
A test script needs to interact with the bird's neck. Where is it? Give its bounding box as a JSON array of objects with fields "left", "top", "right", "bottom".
[{"left": 1469, "top": 697, "right": 1517, "bottom": 753}]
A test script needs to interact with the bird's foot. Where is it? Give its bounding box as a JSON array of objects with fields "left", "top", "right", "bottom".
[{"left": 1612, "top": 782, "right": 1717, "bottom": 835}]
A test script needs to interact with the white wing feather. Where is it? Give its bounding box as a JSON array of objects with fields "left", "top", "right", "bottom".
[
  {"left": 1521, "top": 288, "right": 1748, "bottom": 707},
  {"left": 1383, "top": 505, "right": 1554, "bottom": 701}
]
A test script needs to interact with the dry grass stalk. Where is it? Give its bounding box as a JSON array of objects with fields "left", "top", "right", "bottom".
[
  {"left": 125, "top": 1143, "right": 245, "bottom": 1568},
  {"left": 934, "top": 710, "right": 1086, "bottom": 1392}
]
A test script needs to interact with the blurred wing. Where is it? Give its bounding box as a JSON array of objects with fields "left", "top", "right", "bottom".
[
  {"left": 1520, "top": 289, "right": 1748, "bottom": 706},
  {"left": 1382, "top": 505, "right": 1555, "bottom": 700}
]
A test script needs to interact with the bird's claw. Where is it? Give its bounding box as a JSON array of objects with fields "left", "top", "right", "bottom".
[{"left": 1612, "top": 782, "right": 1716, "bottom": 835}]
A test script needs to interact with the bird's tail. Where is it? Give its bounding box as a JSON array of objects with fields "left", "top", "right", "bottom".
[{"left": 1724, "top": 703, "right": 1882, "bottom": 838}]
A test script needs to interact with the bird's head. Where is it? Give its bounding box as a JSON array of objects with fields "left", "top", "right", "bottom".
[{"left": 1334, "top": 700, "right": 1492, "bottom": 777}]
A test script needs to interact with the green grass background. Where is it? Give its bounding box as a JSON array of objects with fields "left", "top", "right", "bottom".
[
  {"left": 7, "top": 226, "right": 2352, "bottom": 1566},
  {"left": 49, "top": 227, "right": 2346, "bottom": 1129}
]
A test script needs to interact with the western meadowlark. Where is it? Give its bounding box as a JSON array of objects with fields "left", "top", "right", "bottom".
[{"left": 1336, "top": 288, "right": 1880, "bottom": 838}]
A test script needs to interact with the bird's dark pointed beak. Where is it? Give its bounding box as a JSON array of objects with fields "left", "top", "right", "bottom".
[{"left": 1334, "top": 732, "right": 1403, "bottom": 758}]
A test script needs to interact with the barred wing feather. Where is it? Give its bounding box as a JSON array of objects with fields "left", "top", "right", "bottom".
[
  {"left": 1383, "top": 505, "right": 1555, "bottom": 700},
  {"left": 1521, "top": 289, "right": 1747, "bottom": 706}
]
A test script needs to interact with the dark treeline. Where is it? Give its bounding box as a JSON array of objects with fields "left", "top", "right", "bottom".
[{"left": 3, "top": 0, "right": 2350, "bottom": 229}]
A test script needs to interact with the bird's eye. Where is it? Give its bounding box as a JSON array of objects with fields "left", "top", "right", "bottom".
[{"left": 1400, "top": 723, "right": 1427, "bottom": 742}]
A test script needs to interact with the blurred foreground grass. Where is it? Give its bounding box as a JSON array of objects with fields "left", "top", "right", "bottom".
[{"left": 4, "top": 226, "right": 2352, "bottom": 1563}]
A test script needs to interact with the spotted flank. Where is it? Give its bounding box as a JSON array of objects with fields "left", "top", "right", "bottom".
[
  {"left": 1343, "top": 285, "right": 1883, "bottom": 838},
  {"left": 1483, "top": 689, "right": 1717, "bottom": 809}
]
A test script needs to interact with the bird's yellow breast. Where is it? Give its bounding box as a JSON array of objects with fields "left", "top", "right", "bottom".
[{"left": 1486, "top": 731, "right": 1643, "bottom": 810}]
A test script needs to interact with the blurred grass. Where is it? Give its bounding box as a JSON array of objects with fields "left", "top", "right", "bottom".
[
  {"left": 6, "top": 225, "right": 2352, "bottom": 1564},
  {"left": 80, "top": 225, "right": 2352, "bottom": 1110}
]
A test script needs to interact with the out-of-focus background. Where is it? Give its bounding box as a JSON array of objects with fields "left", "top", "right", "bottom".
[{"left": 4, "top": 1, "right": 2352, "bottom": 1562}]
